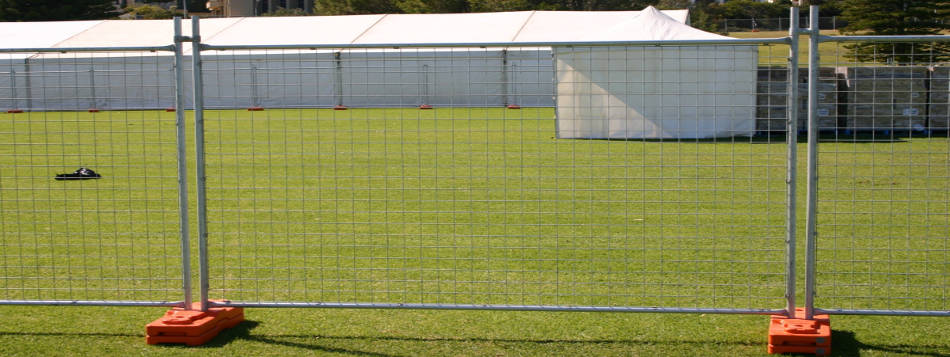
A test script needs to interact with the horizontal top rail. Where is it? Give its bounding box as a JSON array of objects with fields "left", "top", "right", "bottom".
[
  {"left": 820, "top": 35, "right": 950, "bottom": 42},
  {"left": 0, "top": 45, "right": 176, "bottom": 54},
  {"left": 199, "top": 37, "right": 791, "bottom": 51}
]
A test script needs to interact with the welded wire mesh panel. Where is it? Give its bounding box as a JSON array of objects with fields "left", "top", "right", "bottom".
[
  {"left": 814, "top": 40, "right": 950, "bottom": 312},
  {"left": 202, "top": 45, "right": 789, "bottom": 311},
  {"left": 0, "top": 50, "right": 183, "bottom": 304}
]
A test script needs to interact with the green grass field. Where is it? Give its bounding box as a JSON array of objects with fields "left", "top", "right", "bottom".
[{"left": 1, "top": 108, "right": 948, "bottom": 355}]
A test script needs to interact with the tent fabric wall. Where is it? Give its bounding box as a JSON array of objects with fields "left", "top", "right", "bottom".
[
  {"left": 0, "top": 8, "right": 761, "bottom": 140},
  {"left": 555, "top": 46, "right": 758, "bottom": 139},
  {"left": 0, "top": 10, "right": 687, "bottom": 112},
  {"left": 197, "top": 49, "right": 553, "bottom": 110},
  {"left": 554, "top": 7, "right": 758, "bottom": 139}
]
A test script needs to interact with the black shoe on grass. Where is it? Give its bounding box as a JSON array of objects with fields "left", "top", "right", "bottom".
[{"left": 55, "top": 168, "right": 102, "bottom": 180}]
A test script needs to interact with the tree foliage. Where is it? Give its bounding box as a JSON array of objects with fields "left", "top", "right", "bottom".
[
  {"left": 0, "top": 0, "right": 116, "bottom": 21},
  {"left": 126, "top": 4, "right": 174, "bottom": 19},
  {"left": 684, "top": 0, "right": 792, "bottom": 33},
  {"left": 841, "top": 0, "right": 949, "bottom": 63}
]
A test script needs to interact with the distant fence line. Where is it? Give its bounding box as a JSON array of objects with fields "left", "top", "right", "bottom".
[{"left": 724, "top": 16, "right": 845, "bottom": 32}]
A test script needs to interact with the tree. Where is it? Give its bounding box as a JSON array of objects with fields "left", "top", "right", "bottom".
[
  {"left": 0, "top": 0, "right": 116, "bottom": 21},
  {"left": 127, "top": 4, "right": 174, "bottom": 19},
  {"left": 841, "top": 0, "right": 950, "bottom": 63}
]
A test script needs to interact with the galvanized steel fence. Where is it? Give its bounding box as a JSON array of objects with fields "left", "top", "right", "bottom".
[
  {"left": 0, "top": 8, "right": 948, "bottom": 328},
  {"left": 0, "top": 39, "right": 187, "bottom": 306}
]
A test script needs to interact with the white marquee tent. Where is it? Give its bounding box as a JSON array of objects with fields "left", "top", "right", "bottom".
[
  {"left": 555, "top": 7, "right": 758, "bottom": 139},
  {"left": 0, "top": 8, "right": 758, "bottom": 139}
]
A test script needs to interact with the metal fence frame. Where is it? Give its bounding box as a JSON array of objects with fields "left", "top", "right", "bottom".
[
  {"left": 0, "top": 18, "right": 190, "bottom": 308},
  {"left": 1, "top": 7, "right": 948, "bottom": 325},
  {"left": 799, "top": 6, "right": 950, "bottom": 319},
  {"left": 189, "top": 16, "right": 797, "bottom": 316}
]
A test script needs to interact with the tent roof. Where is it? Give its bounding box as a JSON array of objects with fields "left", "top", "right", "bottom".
[
  {"left": 0, "top": 20, "right": 101, "bottom": 59},
  {"left": 0, "top": 9, "right": 696, "bottom": 51},
  {"left": 569, "top": 6, "right": 730, "bottom": 41}
]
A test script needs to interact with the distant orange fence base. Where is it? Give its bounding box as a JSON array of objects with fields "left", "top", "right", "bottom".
[
  {"left": 146, "top": 301, "right": 244, "bottom": 346},
  {"left": 768, "top": 308, "right": 830, "bottom": 356}
]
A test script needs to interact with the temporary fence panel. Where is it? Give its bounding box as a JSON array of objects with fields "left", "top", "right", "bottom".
[
  {"left": 0, "top": 45, "right": 186, "bottom": 306},
  {"left": 810, "top": 36, "right": 950, "bottom": 315},
  {"left": 197, "top": 39, "right": 793, "bottom": 314}
]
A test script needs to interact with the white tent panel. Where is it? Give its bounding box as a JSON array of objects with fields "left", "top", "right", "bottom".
[
  {"left": 505, "top": 48, "right": 554, "bottom": 107},
  {"left": 15, "top": 54, "right": 176, "bottom": 111},
  {"left": 556, "top": 46, "right": 757, "bottom": 139},
  {"left": 555, "top": 7, "right": 757, "bottom": 139},
  {"left": 341, "top": 49, "right": 505, "bottom": 107},
  {"left": 0, "top": 21, "right": 102, "bottom": 109},
  {"left": 200, "top": 52, "right": 337, "bottom": 109}
]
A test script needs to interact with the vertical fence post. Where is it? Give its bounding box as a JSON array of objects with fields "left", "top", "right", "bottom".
[
  {"left": 173, "top": 16, "right": 193, "bottom": 310},
  {"left": 785, "top": 6, "right": 800, "bottom": 318},
  {"left": 191, "top": 15, "right": 210, "bottom": 313},
  {"left": 804, "top": 5, "right": 821, "bottom": 321},
  {"left": 88, "top": 68, "right": 96, "bottom": 109}
]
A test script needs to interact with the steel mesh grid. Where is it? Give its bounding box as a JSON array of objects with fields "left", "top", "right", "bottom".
[
  {"left": 814, "top": 40, "right": 950, "bottom": 313},
  {"left": 200, "top": 44, "right": 790, "bottom": 311},
  {"left": 0, "top": 50, "right": 183, "bottom": 304}
]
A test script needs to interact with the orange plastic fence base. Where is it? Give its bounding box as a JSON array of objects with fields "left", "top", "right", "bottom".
[
  {"left": 768, "top": 308, "right": 831, "bottom": 356},
  {"left": 88, "top": 109, "right": 100, "bottom": 113},
  {"left": 333, "top": 105, "right": 348, "bottom": 110},
  {"left": 506, "top": 104, "right": 521, "bottom": 109},
  {"left": 7, "top": 109, "right": 23, "bottom": 113},
  {"left": 419, "top": 104, "right": 433, "bottom": 109},
  {"left": 146, "top": 302, "right": 244, "bottom": 346},
  {"left": 248, "top": 106, "right": 264, "bottom": 111},
  {"left": 165, "top": 108, "right": 176, "bottom": 112}
]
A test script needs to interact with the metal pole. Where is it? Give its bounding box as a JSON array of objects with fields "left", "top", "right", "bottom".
[
  {"left": 173, "top": 16, "right": 193, "bottom": 310},
  {"left": 88, "top": 68, "right": 96, "bottom": 109},
  {"left": 501, "top": 49, "right": 509, "bottom": 107},
  {"left": 804, "top": 5, "right": 820, "bottom": 321},
  {"left": 250, "top": 64, "right": 259, "bottom": 107},
  {"left": 24, "top": 59, "right": 32, "bottom": 110},
  {"left": 191, "top": 16, "right": 210, "bottom": 313},
  {"left": 9, "top": 67, "right": 17, "bottom": 109},
  {"left": 334, "top": 52, "right": 343, "bottom": 107},
  {"left": 784, "top": 6, "right": 800, "bottom": 318}
]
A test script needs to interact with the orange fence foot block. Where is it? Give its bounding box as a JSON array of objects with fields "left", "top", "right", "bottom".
[
  {"left": 165, "top": 107, "right": 176, "bottom": 112},
  {"left": 88, "top": 109, "right": 100, "bottom": 113},
  {"left": 333, "top": 105, "right": 348, "bottom": 110},
  {"left": 247, "top": 106, "right": 264, "bottom": 111},
  {"left": 768, "top": 308, "right": 831, "bottom": 356},
  {"left": 506, "top": 104, "right": 521, "bottom": 109},
  {"left": 7, "top": 109, "right": 23, "bottom": 113},
  {"left": 419, "top": 104, "right": 433, "bottom": 110},
  {"left": 146, "top": 302, "right": 244, "bottom": 346}
]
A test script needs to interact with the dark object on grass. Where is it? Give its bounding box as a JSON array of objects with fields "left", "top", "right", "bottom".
[{"left": 55, "top": 167, "right": 102, "bottom": 180}]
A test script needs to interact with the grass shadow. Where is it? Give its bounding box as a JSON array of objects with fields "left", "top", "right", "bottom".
[{"left": 832, "top": 330, "right": 950, "bottom": 357}]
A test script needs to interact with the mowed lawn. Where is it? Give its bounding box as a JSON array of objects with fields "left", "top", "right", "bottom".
[{"left": 0, "top": 108, "right": 948, "bottom": 356}]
